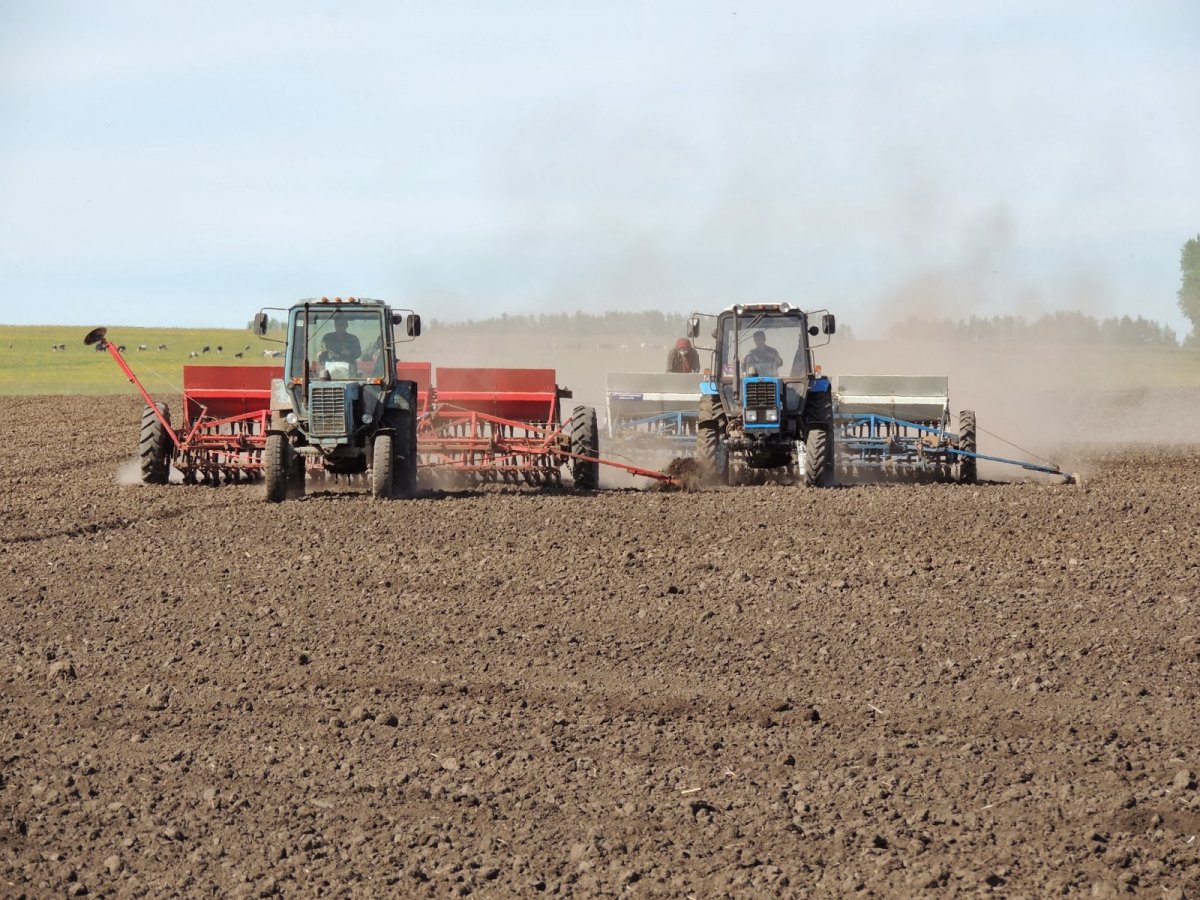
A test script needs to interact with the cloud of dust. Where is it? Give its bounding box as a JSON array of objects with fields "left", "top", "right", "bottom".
[
  {"left": 408, "top": 308, "right": 1198, "bottom": 489},
  {"left": 115, "top": 458, "right": 142, "bottom": 486},
  {"left": 115, "top": 457, "right": 183, "bottom": 485}
]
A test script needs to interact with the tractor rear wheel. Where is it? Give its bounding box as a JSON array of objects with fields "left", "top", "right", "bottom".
[
  {"left": 696, "top": 395, "right": 727, "bottom": 483},
  {"left": 288, "top": 452, "right": 306, "bottom": 500},
  {"left": 139, "top": 402, "right": 172, "bottom": 485},
  {"left": 372, "top": 432, "right": 395, "bottom": 500},
  {"left": 393, "top": 410, "right": 418, "bottom": 497},
  {"left": 569, "top": 406, "right": 600, "bottom": 490},
  {"left": 957, "top": 410, "right": 977, "bottom": 484},
  {"left": 803, "top": 393, "right": 835, "bottom": 487},
  {"left": 264, "top": 433, "right": 289, "bottom": 503}
]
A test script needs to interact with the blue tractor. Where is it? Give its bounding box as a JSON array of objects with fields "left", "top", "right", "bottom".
[{"left": 689, "top": 303, "right": 838, "bottom": 486}]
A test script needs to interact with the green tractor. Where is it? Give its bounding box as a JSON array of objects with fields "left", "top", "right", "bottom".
[{"left": 253, "top": 297, "right": 422, "bottom": 502}]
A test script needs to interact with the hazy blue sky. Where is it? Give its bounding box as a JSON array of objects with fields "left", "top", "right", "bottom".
[{"left": 2, "top": 1, "right": 1197, "bottom": 336}]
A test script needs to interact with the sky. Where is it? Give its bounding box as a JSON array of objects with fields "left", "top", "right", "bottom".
[{"left": 1, "top": 1, "right": 1198, "bottom": 337}]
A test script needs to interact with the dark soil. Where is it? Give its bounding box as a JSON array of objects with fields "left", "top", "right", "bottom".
[{"left": 2, "top": 395, "right": 1199, "bottom": 897}]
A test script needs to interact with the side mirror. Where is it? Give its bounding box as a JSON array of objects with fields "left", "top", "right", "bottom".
[
  {"left": 688, "top": 317, "right": 700, "bottom": 339},
  {"left": 822, "top": 314, "right": 836, "bottom": 335},
  {"left": 253, "top": 313, "right": 268, "bottom": 337},
  {"left": 406, "top": 314, "right": 422, "bottom": 338},
  {"left": 808, "top": 325, "right": 819, "bottom": 337}
]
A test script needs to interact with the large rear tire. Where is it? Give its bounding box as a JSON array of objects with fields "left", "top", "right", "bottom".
[
  {"left": 957, "top": 410, "right": 977, "bottom": 485},
  {"left": 372, "top": 432, "right": 395, "bottom": 500},
  {"left": 569, "top": 406, "right": 600, "bottom": 490},
  {"left": 139, "top": 402, "right": 172, "bottom": 485},
  {"left": 264, "top": 433, "right": 288, "bottom": 503},
  {"left": 803, "top": 391, "right": 835, "bottom": 487},
  {"left": 803, "top": 427, "right": 835, "bottom": 487},
  {"left": 288, "top": 452, "right": 306, "bottom": 499},
  {"left": 696, "top": 394, "right": 727, "bottom": 483},
  {"left": 393, "top": 410, "right": 418, "bottom": 497}
]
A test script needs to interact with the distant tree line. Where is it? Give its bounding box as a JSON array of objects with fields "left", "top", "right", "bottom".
[
  {"left": 889, "top": 311, "right": 1180, "bottom": 348},
  {"left": 254, "top": 306, "right": 1182, "bottom": 348},
  {"left": 428, "top": 310, "right": 691, "bottom": 338}
]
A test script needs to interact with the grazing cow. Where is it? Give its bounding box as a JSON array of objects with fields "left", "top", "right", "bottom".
[
  {"left": 234, "top": 351, "right": 243, "bottom": 359},
  {"left": 137, "top": 344, "right": 148, "bottom": 351},
  {"left": 202, "top": 346, "right": 210, "bottom": 353},
  {"left": 117, "top": 344, "right": 127, "bottom": 352},
  {"left": 189, "top": 351, "right": 199, "bottom": 358},
  {"left": 216, "top": 345, "right": 223, "bottom": 353},
  {"left": 158, "top": 343, "right": 167, "bottom": 350}
]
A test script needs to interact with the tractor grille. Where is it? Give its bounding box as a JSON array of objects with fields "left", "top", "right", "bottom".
[
  {"left": 309, "top": 386, "right": 348, "bottom": 436},
  {"left": 745, "top": 381, "right": 778, "bottom": 408}
]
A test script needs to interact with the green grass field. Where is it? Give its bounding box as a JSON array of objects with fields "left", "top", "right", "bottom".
[{"left": 0, "top": 325, "right": 287, "bottom": 395}]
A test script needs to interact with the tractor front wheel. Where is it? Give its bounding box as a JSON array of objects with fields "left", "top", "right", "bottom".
[
  {"left": 569, "top": 406, "right": 600, "bottom": 490},
  {"left": 264, "top": 433, "right": 289, "bottom": 503},
  {"left": 957, "top": 410, "right": 977, "bottom": 484},
  {"left": 139, "top": 402, "right": 172, "bottom": 485},
  {"left": 372, "top": 432, "right": 395, "bottom": 500}
]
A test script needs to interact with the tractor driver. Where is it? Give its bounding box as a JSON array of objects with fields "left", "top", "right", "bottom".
[
  {"left": 318, "top": 314, "right": 362, "bottom": 365},
  {"left": 744, "top": 329, "right": 782, "bottom": 377}
]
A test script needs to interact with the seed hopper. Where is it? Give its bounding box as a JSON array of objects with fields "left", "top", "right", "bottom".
[
  {"left": 833, "top": 374, "right": 1073, "bottom": 483},
  {"left": 604, "top": 372, "right": 705, "bottom": 467}
]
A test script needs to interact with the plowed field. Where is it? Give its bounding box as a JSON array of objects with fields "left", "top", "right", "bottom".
[{"left": 2, "top": 395, "right": 1199, "bottom": 897}]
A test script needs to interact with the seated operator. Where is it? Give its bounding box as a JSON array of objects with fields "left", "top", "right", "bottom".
[
  {"left": 318, "top": 315, "right": 362, "bottom": 364},
  {"left": 743, "top": 329, "right": 782, "bottom": 377}
]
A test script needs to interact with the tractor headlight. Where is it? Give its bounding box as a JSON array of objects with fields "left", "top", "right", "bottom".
[
  {"left": 361, "top": 413, "right": 374, "bottom": 425},
  {"left": 286, "top": 412, "right": 298, "bottom": 425},
  {"left": 745, "top": 409, "right": 758, "bottom": 423},
  {"left": 765, "top": 408, "right": 779, "bottom": 422},
  {"left": 779, "top": 302, "right": 791, "bottom": 314}
]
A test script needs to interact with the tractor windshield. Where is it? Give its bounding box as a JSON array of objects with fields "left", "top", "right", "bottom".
[
  {"left": 720, "top": 314, "right": 810, "bottom": 381},
  {"left": 290, "top": 308, "right": 388, "bottom": 380}
]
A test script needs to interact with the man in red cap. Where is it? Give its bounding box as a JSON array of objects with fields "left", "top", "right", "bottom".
[{"left": 667, "top": 337, "right": 700, "bottom": 373}]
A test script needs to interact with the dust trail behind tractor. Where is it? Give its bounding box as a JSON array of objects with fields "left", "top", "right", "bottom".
[{"left": 834, "top": 374, "right": 1072, "bottom": 483}]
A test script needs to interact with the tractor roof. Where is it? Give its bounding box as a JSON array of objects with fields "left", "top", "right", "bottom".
[
  {"left": 296, "top": 296, "right": 388, "bottom": 308},
  {"left": 719, "top": 302, "right": 803, "bottom": 316}
]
